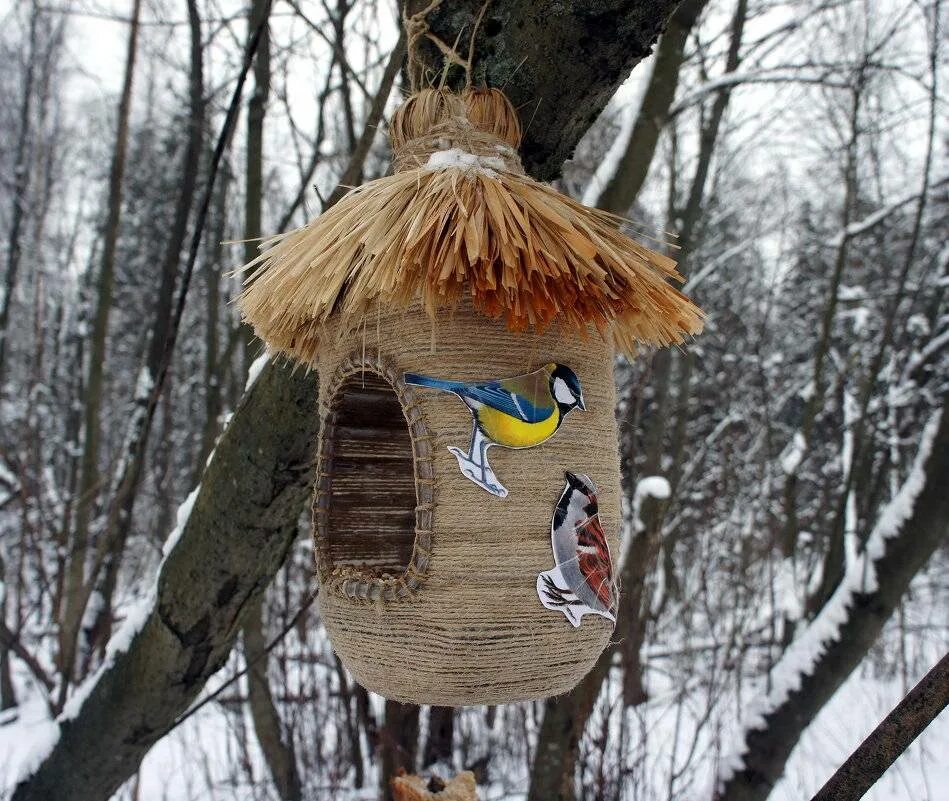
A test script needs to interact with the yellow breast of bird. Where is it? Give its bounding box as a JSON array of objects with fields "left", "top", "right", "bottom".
[{"left": 477, "top": 405, "right": 560, "bottom": 449}]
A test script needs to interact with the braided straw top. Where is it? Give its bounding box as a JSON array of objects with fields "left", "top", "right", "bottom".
[
  {"left": 390, "top": 88, "right": 523, "bottom": 173},
  {"left": 238, "top": 87, "right": 704, "bottom": 362}
]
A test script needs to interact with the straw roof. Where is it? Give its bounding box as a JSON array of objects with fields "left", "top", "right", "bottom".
[{"left": 239, "top": 88, "right": 704, "bottom": 362}]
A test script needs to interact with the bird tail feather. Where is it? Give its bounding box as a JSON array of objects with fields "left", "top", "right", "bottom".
[{"left": 403, "top": 373, "right": 465, "bottom": 393}]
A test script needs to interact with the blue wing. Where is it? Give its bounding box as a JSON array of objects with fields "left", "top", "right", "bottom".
[
  {"left": 460, "top": 381, "right": 554, "bottom": 423},
  {"left": 403, "top": 371, "right": 555, "bottom": 423},
  {"left": 403, "top": 373, "right": 467, "bottom": 393}
]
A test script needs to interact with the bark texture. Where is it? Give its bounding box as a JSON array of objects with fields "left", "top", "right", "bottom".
[
  {"left": 415, "top": 0, "right": 679, "bottom": 180},
  {"left": 810, "top": 652, "right": 948, "bottom": 801}
]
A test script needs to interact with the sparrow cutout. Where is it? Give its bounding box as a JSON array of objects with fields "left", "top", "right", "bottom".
[
  {"left": 537, "top": 472, "right": 617, "bottom": 628},
  {"left": 404, "top": 363, "right": 585, "bottom": 497}
]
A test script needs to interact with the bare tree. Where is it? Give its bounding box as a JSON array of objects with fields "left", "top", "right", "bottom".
[{"left": 59, "top": 0, "right": 143, "bottom": 712}]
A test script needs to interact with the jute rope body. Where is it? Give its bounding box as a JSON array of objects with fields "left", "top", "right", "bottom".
[{"left": 314, "top": 297, "right": 621, "bottom": 705}]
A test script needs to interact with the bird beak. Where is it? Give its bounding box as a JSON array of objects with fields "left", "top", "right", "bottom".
[{"left": 577, "top": 396, "right": 586, "bottom": 411}]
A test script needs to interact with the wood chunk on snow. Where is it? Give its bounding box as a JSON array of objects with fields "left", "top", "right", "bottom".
[{"left": 390, "top": 770, "right": 479, "bottom": 801}]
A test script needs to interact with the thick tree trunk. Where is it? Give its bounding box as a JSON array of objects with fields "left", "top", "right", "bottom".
[
  {"left": 715, "top": 404, "right": 949, "bottom": 801},
  {"left": 11, "top": 362, "right": 319, "bottom": 801},
  {"left": 417, "top": 0, "right": 678, "bottom": 180}
]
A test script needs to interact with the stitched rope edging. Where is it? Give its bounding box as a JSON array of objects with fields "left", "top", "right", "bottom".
[{"left": 312, "top": 350, "right": 436, "bottom": 603}]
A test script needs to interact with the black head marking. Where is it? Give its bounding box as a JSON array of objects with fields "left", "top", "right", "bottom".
[{"left": 551, "top": 364, "right": 585, "bottom": 412}]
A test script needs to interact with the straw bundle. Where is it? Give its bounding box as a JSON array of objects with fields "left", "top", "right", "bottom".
[{"left": 239, "top": 87, "right": 702, "bottom": 362}]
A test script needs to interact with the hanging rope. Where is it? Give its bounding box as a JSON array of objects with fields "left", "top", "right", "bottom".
[{"left": 402, "top": 0, "right": 491, "bottom": 91}]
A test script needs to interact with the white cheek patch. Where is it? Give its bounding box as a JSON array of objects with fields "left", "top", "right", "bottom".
[{"left": 553, "top": 377, "right": 576, "bottom": 405}]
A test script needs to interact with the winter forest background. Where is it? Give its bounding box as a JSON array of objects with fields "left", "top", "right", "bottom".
[{"left": 0, "top": 0, "right": 946, "bottom": 799}]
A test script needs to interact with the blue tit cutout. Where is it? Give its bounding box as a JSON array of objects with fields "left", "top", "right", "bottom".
[
  {"left": 537, "top": 472, "right": 617, "bottom": 627},
  {"left": 403, "top": 363, "right": 585, "bottom": 497}
]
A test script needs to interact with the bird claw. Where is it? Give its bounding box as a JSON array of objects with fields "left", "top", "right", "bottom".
[
  {"left": 448, "top": 447, "right": 508, "bottom": 497},
  {"left": 540, "top": 574, "right": 572, "bottom": 606}
]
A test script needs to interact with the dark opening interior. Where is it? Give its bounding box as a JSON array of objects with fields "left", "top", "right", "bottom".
[{"left": 321, "top": 372, "right": 417, "bottom": 577}]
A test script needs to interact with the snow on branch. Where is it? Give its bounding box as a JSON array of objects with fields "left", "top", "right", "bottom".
[
  {"left": 824, "top": 178, "right": 947, "bottom": 248},
  {"left": 668, "top": 68, "right": 850, "bottom": 117},
  {"left": 582, "top": 57, "right": 656, "bottom": 209},
  {"left": 244, "top": 352, "right": 271, "bottom": 391},
  {"left": 715, "top": 407, "right": 943, "bottom": 789}
]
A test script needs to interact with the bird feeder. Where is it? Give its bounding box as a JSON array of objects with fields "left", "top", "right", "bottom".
[{"left": 239, "top": 88, "right": 702, "bottom": 705}]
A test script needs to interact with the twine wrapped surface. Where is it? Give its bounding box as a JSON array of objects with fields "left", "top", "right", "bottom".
[
  {"left": 238, "top": 87, "right": 704, "bottom": 364},
  {"left": 314, "top": 298, "right": 620, "bottom": 706}
]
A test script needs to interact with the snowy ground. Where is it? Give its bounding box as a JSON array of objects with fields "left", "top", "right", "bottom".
[{"left": 2, "top": 627, "right": 944, "bottom": 800}]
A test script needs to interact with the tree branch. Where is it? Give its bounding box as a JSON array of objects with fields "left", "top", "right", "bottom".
[
  {"left": 809, "top": 652, "right": 949, "bottom": 801},
  {"left": 715, "top": 404, "right": 949, "bottom": 801}
]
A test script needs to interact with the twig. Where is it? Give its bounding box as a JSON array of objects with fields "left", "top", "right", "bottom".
[
  {"left": 810, "top": 652, "right": 949, "bottom": 801},
  {"left": 162, "top": 589, "right": 319, "bottom": 735}
]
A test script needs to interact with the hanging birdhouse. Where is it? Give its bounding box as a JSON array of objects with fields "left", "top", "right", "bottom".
[{"left": 239, "top": 87, "right": 702, "bottom": 706}]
